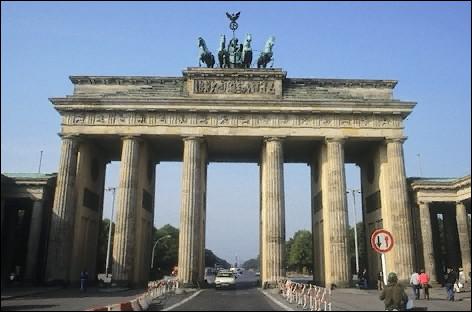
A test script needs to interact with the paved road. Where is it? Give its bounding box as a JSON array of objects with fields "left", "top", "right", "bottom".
[
  {"left": 0, "top": 287, "right": 145, "bottom": 311},
  {"left": 157, "top": 271, "right": 282, "bottom": 311}
]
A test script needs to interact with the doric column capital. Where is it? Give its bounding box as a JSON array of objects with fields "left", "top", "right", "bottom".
[
  {"left": 418, "top": 201, "right": 430, "bottom": 207},
  {"left": 385, "top": 136, "right": 407, "bottom": 144},
  {"left": 58, "top": 133, "right": 81, "bottom": 142},
  {"left": 121, "top": 135, "right": 142, "bottom": 142},
  {"left": 325, "top": 136, "right": 346, "bottom": 144},
  {"left": 263, "top": 136, "right": 285, "bottom": 143},
  {"left": 182, "top": 135, "right": 205, "bottom": 143},
  {"left": 456, "top": 200, "right": 465, "bottom": 207}
]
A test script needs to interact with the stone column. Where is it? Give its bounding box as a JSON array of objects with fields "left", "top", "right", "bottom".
[
  {"left": 112, "top": 136, "right": 140, "bottom": 285},
  {"left": 444, "top": 211, "right": 461, "bottom": 269},
  {"left": 24, "top": 200, "right": 44, "bottom": 282},
  {"left": 326, "top": 137, "right": 350, "bottom": 287},
  {"left": 386, "top": 137, "right": 414, "bottom": 281},
  {"left": 418, "top": 202, "right": 437, "bottom": 282},
  {"left": 178, "top": 137, "right": 206, "bottom": 287},
  {"left": 456, "top": 201, "right": 471, "bottom": 281},
  {"left": 261, "top": 137, "right": 285, "bottom": 285},
  {"left": 46, "top": 134, "right": 79, "bottom": 283},
  {"left": 259, "top": 151, "right": 266, "bottom": 284},
  {"left": 198, "top": 145, "right": 207, "bottom": 282}
]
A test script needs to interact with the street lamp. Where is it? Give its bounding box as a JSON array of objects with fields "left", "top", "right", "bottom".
[
  {"left": 105, "top": 187, "right": 116, "bottom": 277},
  {"left": 416, "top": 153, "right": 423, "bottom": 176},
  {"left": 347, "top": 189, "right": 361, "bottom": 275},
  {"left": 151, "top": 234, "right": 172, "bottom": 270}
]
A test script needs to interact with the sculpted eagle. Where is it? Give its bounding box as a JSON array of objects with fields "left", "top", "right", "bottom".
[{"left": 226, "top": 11, "right": 241, "bottom": 23}]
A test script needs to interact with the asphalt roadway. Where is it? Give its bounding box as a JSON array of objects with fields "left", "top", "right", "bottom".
[
  {"left": 2, "top": 271, "right": 470, "bottom": 311},
  {"left": 151, "top": 271, "right": 283, "bottom": 311}
]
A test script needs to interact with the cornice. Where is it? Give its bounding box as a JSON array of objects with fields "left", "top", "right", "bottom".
[
  {"left": 69, "top": 74, "right": 397, "bottom": 89},
  {"left": 70, "top": 76, "right": 183, "bottom": 85},
  {"left": 50, "top": 96, "right": 416, "bottom": 109},
  {"left": 285, "top": 78, "right": 397, "bottom": 89},
  {"left": 410, "top": 176, "right": 471, "bottom": 191}
]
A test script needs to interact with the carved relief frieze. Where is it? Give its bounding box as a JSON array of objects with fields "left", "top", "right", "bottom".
[
  {"left": 63, "top": 111, "right": 403, "bottom": 130},
  {"left": 193, "top": 79, "right": 276, "bottom": 95}
]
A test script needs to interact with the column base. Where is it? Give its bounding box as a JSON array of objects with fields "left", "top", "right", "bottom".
[
  {"left": 181, "top": 281, "right": 199, "bottom": 288},
  {"left": 262, "top": 280, "right": 279, "bottom": 289},
  {"left": 111, "top": 280, "right": 132, "bottom": 288},
  {"left": 329, "top": 280, "right": 350, "bottom": 289}
]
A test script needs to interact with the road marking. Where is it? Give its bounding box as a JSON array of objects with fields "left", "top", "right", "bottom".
[
  {"left": 162, "top": 290, "right": 203, "bottom": 311},
  {"left": 258, "top": 289, "right": 295, "bottom": 311}
]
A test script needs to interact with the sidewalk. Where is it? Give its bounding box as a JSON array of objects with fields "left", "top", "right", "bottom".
[
  {"left": 1, "top": 286, "right": 146, "bottom": 311},
  {"left": 1, "top": 287, "right": 62, "bottom": 300},
  {"left": 265, "top": 286, "right": 471, "bottom": 311}
]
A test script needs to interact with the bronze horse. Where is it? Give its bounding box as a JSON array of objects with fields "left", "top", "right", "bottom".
[
  {"left": 198, "top": 37, "right": 215, "bottom": 68},
  {"left": 257, "top": 36, "right": 275, "bottom": 68}
]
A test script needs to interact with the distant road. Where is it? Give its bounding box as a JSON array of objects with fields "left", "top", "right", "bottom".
[{"left": 158, "top": 271, "right": 282, "bottom": 311}]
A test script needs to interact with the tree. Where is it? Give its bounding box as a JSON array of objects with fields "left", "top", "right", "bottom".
[
  {"left": 205, "top": 249, "right": 231, "bottom": 269},
  {"left": 152, "top": 224, "right": 179, "bottom": 279},
  {"left": 348, "top": 222, "right": 367, "bottom": 275},
  {"left": 242, "top": 255, "right": 260, "bottom": 271},
  {"left": 96, "top": 218, "right": 114, "bottom": 274},
  {"left": 150, "top": 224, "right": 231, "bottom": 279},
  {"left": 286, "top": 230, "right": 313, "bottom": 274}
]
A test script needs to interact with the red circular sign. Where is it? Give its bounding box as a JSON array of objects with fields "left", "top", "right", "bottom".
[{"left": 370, "top": 229, "right": 394, "bottom": 254}]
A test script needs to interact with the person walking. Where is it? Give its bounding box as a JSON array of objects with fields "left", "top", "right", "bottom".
[
  {"left": 380, "top": 272, "right": 409, "bottom": 311},
  {"left": 445, "top": 267, "right": 457, "bottom": 301},
  {"left": 410, "top": 271, "right": 420, "bottom": 300},
  {"left": 359, "top": 268, "right": 368, "bottom": 289},
  {"left": 80, "top": 269, "right": 89, "bottom": 292},
  {"left": 419, "top": 269, "right": 430, "bottom": 300}
]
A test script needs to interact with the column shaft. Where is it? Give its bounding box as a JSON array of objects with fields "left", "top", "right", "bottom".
[
  {"left": 46, "top": 135, "right": 79, "bottom": 282},
  {"left": 25, "top": 200, "right": 44, "bottom": 281},
  {"left": 261, "top": 137, "right": 285, "bottom": 285},
  {"left": 112, "top": 137, "right": 140, "bottom": 285},
  {"left": 386, "top": 138, "right": 414, "bottom": 281},
  {"left": 418, "top": 202, "right": 437, "bottom": 282},
  {"left": 178, "top": 137, "right": 206, "bottom": 286},
  {"left": 456, "top": 202, "right": 471, "bottom": 281},
  {"left": 326, "top": 138, "right": 350, "bottom": 287}
]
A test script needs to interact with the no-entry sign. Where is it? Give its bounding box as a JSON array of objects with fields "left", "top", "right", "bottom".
[{"left": 370, "top": 229, "right": 394, "bottom": 254}]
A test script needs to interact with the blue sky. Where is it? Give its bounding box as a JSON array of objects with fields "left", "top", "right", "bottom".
[{"left": 2, "top": 2, "right": 470, "bottom": 264}]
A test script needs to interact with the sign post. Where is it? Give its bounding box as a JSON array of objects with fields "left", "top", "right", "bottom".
[{"left": 370, "top": 229, "right": 394, "bottom": 286}]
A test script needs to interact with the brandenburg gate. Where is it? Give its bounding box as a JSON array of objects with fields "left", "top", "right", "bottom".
[
  {"left": 46, "top": 66, "right": 416, "bottom": 288},
  {"left": 43, "top": 12, "right": 422, "bottom": 288}
]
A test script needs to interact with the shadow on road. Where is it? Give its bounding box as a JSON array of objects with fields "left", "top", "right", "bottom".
[{"left": 1, "top": 304, "right": 57, "bottom": 311}]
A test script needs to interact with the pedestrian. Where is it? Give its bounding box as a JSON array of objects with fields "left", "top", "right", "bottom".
[
  {"left": 379, "top": 272, "right": 409, "bottom": 311},
  {"left": 410, "top": 271, "right": 420, "bottom": 300},
  {"left": 418, "top": 269, "right": 430, "bottom": 300},
  {"left": 80, "top": 269, "right": 89, "bottom": 292},
  {"left": 445, "top": 267, "right": 457, "bottom": 301},
  {"left": 456, "top": 267, "right": 465, "bottom": 293},
  {"left": 358, "top": 268, "right": 368, "bottom": 289},
  {"left": 377, "top": 271, "right": 384, "bottom": 291}
]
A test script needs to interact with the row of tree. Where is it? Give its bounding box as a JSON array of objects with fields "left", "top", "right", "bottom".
[
  {"left": 241, "top": 223, "right": 367, "bottom": 275},
  {"left": 96, "top": 221, "right": 231, "bottom": 279},
  {"left": 97, "top": 219, "right": 367, "bottom": 278}
]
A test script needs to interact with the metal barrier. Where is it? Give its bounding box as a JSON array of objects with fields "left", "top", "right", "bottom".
[
  {"left": 85, "top": 278, "right": 180, "bottom": 311},
  {"left": 278, "top": 279, "right": 332, "bottom": 311}
]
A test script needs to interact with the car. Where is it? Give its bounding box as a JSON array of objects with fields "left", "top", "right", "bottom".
[
  {"left": 215, "top": 270, "right": 237, "bottom": 289},
  {"left": 204, "top": 267, "right": 217, "bottom": 285}
]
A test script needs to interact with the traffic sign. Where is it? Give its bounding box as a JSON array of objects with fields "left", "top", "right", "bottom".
[{"left": 370, "top": 229, "right": 394, "bottom": 254}]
